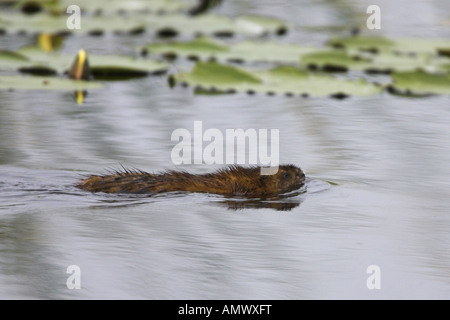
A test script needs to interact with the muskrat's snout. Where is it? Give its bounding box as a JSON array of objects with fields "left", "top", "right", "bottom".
[
  {"left": 295, "top": 167, "right": 306, "bottom": 183},
  {"left": 293, "top": 167, "right": 306, "bottom": 188},
  {"left": 275, "top": 165, "right": 306, "bottom": 194}
]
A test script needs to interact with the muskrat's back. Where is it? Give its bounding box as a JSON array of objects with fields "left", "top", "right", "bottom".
[{"left": 77, "top": 165, "right": 305, "bottom": 197}]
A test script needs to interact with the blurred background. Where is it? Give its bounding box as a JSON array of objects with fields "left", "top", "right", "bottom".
[{"left": 0, "top": 0, "right": 449, "bottom": 299}]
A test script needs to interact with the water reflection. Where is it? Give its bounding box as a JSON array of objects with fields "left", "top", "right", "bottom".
[
  {"left": 214, "top": 187, "right": 306, "bottom": 211},
  {"left": 81, "top": 189, "right": 306, "bottom": 211},
  {"left": 217, "top": 198, "right": 301, "bottom": 211},
  {"left": 73, "top": 90, "right": 87, "bottom": 104},
  {"left": 0, "top": 214, "right": 67, "bottom": 299}
]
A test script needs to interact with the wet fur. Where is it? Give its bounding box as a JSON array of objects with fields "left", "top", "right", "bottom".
[{"left": 77, "top": 165, "right": 305, "bottom": 197}]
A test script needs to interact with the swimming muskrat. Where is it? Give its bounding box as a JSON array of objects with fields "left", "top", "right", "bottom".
[{"left": 77, "top": 165, "right": 305, "bottom": 198}]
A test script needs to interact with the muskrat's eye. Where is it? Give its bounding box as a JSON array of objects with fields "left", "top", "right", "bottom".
[{"left": 282, "top": 172, "right": 290, "bottom": 179}]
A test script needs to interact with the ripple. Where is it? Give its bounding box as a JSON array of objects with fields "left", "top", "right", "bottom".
[{"left": 305, "top": 177, "right": 332, "bottom": 194}]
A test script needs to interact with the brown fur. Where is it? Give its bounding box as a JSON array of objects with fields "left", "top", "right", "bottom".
[{"left": 77, "top": 165, "right": 305, "bottom": 198}]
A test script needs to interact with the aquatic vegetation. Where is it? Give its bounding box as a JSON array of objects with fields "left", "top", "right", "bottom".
[
  {"left": 0, "top": 2, "right": 449, "bottom": 98},
  {"left": 171, "top": 61, "right": 383, "bottom": 98}
]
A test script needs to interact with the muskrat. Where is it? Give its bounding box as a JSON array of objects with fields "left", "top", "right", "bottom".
[{"left": 77, "top": 165, "right": 305, "bottom": 198}]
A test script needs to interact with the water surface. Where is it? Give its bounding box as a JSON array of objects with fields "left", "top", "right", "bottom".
[{"left": 0, "top": 0, "right": 449, "bottom": 299}]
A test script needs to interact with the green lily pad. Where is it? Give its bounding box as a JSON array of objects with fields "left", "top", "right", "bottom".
[
  {"left": 173, "top": 61, "right": 383, "bottom": 97},
  {"left": 87, "top": 55, "right": 168, "bottom": 79},
  {"left": 9, "top": 47, "right": 168, "bottom": 78},
  {"left": 59, "top": 0, "right": 196, "bottom": 14},
  {"left": 0, "top": 12, "right": 145, "bottom": 34},
  {"left": 0, "top": 50, "right": 30, "bottom": 70},
  {"left": 14, "top": 47, "right": 76, "bottom": 73},
  {"left": 0, "top": 50, "right": 29, "bottom": 61},
  {"left": 146, "top": 13, "right": 288, "bottom": 37},
  {"left": 322, "top": 37, "right": 450, "bottom": 73},
  {"left": 302, "top": 25, "right": 362, "bottom": 33},
  {"left": 180, "top": 60, "right": 261, "bottom": 85},
  {"left": 368, "top": 51, "right": 449, "bottom": 74},
  {"left": 300, "top": 50, "right": 371, "bottom": 72},
  {"left": 394, "top": 38, "right": 450, "bottom": 55},
  {"left": 145, "top": 37, "right": 229, "bottom": 60},
  {"left": 145, "top": 37, "right": 319, "bottom": 64},
  {"left": 0, "top": 75, "right": 103, "bottom": 91},
  {"left": 0, "top": 12, "right": 288, "bottom": 37},
  {"left": 328, "top": 36, "right": 450, "bottom": 55},
  {"left": 7, "top": 0, "right": 197, "bottom": 14},
  {"left": 389, "top": 70, "right": 450, "bottom": 95},
  {"left": 227, "top": 41, "right": 318, "bottom": 63},
  {"left": 145, "top": 37, "right": 449, "bottom": 74},
  {"left": 328, "top": 36, "right": 395, "bottom": 52}
]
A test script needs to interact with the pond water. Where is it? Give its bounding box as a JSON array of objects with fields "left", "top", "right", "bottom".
[{"left": 0, "top": 0, "right": 449, "bottom": 299}]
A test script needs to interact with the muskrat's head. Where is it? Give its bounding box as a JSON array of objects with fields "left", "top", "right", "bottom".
[{"left": 260, "top": 165, "right": 306, "bottom": 195}]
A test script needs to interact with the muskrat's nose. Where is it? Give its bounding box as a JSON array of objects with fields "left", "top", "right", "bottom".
[{"left": 296, "top": 168, "right": 306, "bottom": 181}]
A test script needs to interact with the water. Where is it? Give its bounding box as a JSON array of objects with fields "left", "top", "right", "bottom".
[{"left": 1, "top": 0, "right": 450, "bottom": 299}]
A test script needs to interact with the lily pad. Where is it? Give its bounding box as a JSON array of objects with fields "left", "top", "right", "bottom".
[
  {"left": 305, "top": 50, "right": 449, "bottom": 74},
  {"left": 302, "top": 25, "right": 362, "bottom": 33},
  {"left": 180, "top": 60, "right": 262, "bottom": 85},
  {"left": 10, "top": 47, "right": 169, "bottom": 78},
  {"left": 145, "top": 37, "right": 319, "bottom": 64},
  {"left": 145, "top": 37, "right": 450, "bottom": 74},
  {"left": 0, "top": 12, "right": 145, "bottom": 35},
  {"left": 0, "top": 12, "right": 288, "bottom": 37},
  {"left": 328, "top": 36, "right": 395, "bottom": 52},
  {"left": 389, "top": 70, "right": 450, "bottom": 95},
  {"left": 0, "top": 75, "right": 103, "bottom": 91},
  {"left": 368, "top": 51, "right": 449, "bottom": 74},
  {"left": 0, "top": 50, "right": 30, "bottom": 70},
  {"left": 0, "top": 50, "right": 29, "bottom": 61},
  {"left": 88, "top": 55, "right": 168, "bottom": 79},
  {"left": 316, "top": 37, "right": 450, "bottom": 73},
  {"left": 328, "top": 35, "right": 450, "bottom": 55},
  {"left": 145, "top": 37, "right": 229, "bottom": 60},
  {"left": 7, "top": 0, "right": 197, "bottom": 14},
  {"left": 228, "top": 41, "right": 318, "bottom": 63},
  {"left": 173, "top": 61, "right": 383, "bottom": 97},
  {"left": 147, "top": 13, "right": 289, "bottom": 37},
  {"left": 394, "top": 38, "right": 450, "bottom": 55},
  {"left": 300, "top": 50, "right": 371, "bottom": 72},
  {"left": 59, "top": 0, "right": 197, "bottom": 14}
]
